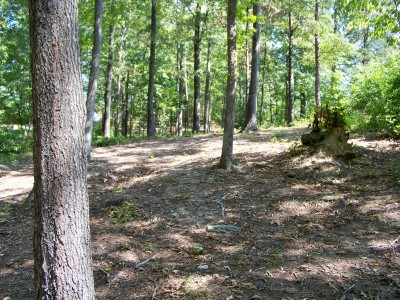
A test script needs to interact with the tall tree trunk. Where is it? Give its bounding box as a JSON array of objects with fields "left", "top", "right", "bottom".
[
  {"left": 314, "top": 0, "right": 321, "bottom": 107},
  {"left": 286, "top": 11, "right": 295, "bottom": 125},
  {"left": 243, "top": 3, "right": 261, "bottom": 132},
  {"left": 114, "top": 26, "right": 127, "bottom": 137},
  {"left": 260, "top": 42, "right": 267, "bottom": 125},
  {"left": 176, "top": 44, "right": 184, "bottom": 136},
  {"left": 102, "top": 24, "right": 115, "bottom": 138},
  {"left": 204, "top": 37, "right": 212, "bottom": 133},
  {"left": 220, "top": 0, "right": 237, "bottom": 170},
  {"left": 129, "top": 66, "right": 136, "bottom": 137},
  {"left": 183, "top": 49, "right": 190, "bottom": 132},
  {"left": 193, "top": 2, "right": 201, "bottom": 133},
  {"left": 147, "top": 0, "right": 157, "bottom": 137},
  {"left": 85, "top": 0, "right": 103, "bottom": 161},
  {"left": 122, "top": 70, "right": 129, "bottom": 137},
  {"left": 29, "top": 0, "right": 95, "bottom": 298},
  {"left": 245, "top": 6, "right": 250, "bottom": 111}
]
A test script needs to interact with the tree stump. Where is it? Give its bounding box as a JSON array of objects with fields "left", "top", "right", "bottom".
[{"left": 301, "top": 107, "right": 355, "bottom": 159}]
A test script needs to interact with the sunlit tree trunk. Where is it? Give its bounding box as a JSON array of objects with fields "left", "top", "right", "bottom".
[
  {"left": 220, "top": 0, "right": 237, "bottom": 170},
  {"left": 243, "top": 3, "right": 261, "bottom": 132},
  {"left": 30, "top": 0, "right": 95, "bottom": 298},
  {"left": 85, "top": 0, "right": 103, "bottom": 161},
  {"left": 114, "top": 26, "right": 127, "bottom": 137},
  {"left": 102, "top": 24, "right": 115, "bottom": 138},
  {"left": 285, "top": 11, "right": 295, "bottom": 125}
]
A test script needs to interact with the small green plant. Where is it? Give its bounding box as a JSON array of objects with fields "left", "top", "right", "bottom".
[
  {"left": 235, "top": 252, "right": 246, "bottom": 264},
  {"left": 395, "top": 169, "right": 400, "bottom": 184},
  {"left": 161, "top": 266, "right": 169, "bottom": 274},
  {"left": 264, "top": 253, "right": 285, "bottom": 268},
  {"left": 107, "top": 202, "right": 137, "bottom": 224},
  {"left": 146, "top": 242, "right": 155, "bottom": 252},
  {"left": 270, "top": 135, "right": 279, "bottom": 143},
  {"left": 192, "top": 244, "right": 204, "bottom": 255},
  {"left": 288, "top": 142, "right": 305, "bottom": 156},
  {"left": 0, "top": 203, "right": 12, "bottom": 223},
  {"left": 0, "top": 203, "right": 12, "bottom": 213},
  {"left": 148, "top": 151, "right": 158, "bottom": 158}
]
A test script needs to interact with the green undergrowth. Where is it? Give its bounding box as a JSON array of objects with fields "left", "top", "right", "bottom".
[{"left": 0, "top": 127, "right": 32, "bottom": 164}]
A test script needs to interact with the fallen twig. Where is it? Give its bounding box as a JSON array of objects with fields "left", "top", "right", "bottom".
[
  {"left": 216, "top": 194, "right": 228, "bottom": 219},
  {"left": 135, "top": 255, "right": 156, "bottom": 268}
]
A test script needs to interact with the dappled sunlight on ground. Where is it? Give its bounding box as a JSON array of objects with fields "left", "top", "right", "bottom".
[{"left": 1, "top": 126, "right": 399, "bottom": 299}]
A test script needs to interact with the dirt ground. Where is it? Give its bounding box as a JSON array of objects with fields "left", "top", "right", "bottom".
[{"left": 0, "top": 126, "right": 399, "bottom": 300}]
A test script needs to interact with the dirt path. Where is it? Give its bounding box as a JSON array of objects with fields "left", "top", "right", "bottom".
[{"left": 1, "top": 127, "right": 399, "bottom": 299}]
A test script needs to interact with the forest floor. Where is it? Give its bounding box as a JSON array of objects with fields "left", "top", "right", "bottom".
[{"left": 0, "top": 126, "right": 400, "bottom": 300}]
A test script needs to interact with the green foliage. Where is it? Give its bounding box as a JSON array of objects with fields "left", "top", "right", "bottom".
[
  {"left": 92, "top": 136, "right": 138, "bottom": 147},
  {"left": 0, "top": 126, "right": 32, "bottom": 164},
  {"left": 107, "top": 202, "right": 137, "bottom": 224},
  {"left": 0, "top": 203, "right": 12, "bottom": 223},
  {"left": 349, "top": 51, "right": 400, "bottom": 137}
]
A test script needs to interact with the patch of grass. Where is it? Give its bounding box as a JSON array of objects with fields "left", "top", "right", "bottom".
[
  {"left": 235, "top": 252, "right": 246, "bottom": 264},
  {"left": 395, "top": 169, "right": 400, "bottom": 185},
  {"left": 107, "top": 202, "right": 137, "bottom": 224},
  {"left": 263, "top": 252, "right": 285, "bottom": 268},
  {"left": 270, "top": 135, "right": 279, "bottom": 143},
  {"left": 0, "top": 203, "right": 12, "bottom": 223},
  {"left": 148, "top": 151, "right": 159, "bottom": 158},
  {"left": 92, "top": 135, "right": 143, "bottom": 147},
  {"left": 288, "top": 142, "right": 305, "bottom": 156}
]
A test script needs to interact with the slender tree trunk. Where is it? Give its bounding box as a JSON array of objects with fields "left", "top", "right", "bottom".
[
  {"left": 114, "top": 26, "right": 126, "bottom": 137},
  {"left": 245, "top": 6, "right": 250, "bottom": 110},
  {"left": 122, "top": 70, "right": 129, "bottom": 137},
  {"left": 204, "top": 37, "right": 212, "bottom": 133},
  {"left": 30, "top": 0, "right": 95, "bottom": 298},
  {"left": 147, "top": 0, "right": 157, "bottom": 137},
  {"left": 260, "top": 42, "right": 267, "bottom": 125},
  {"left": 176, "top": 44, "right": 184, "bottom": 136},
  {"left": 314, "top": 0, "right": 321, "bottom": 107},
  {"left": 220, "top": 0, "right": 237, "bottom": 170},
  {"left": 193, "top": 2, "right": 201, "bottom": 133},
  {"left": 243, "top": 3, "right": 261, "bottom": 132},
  {"left": 85, "top": 0, "right": 103, "bottom": 161},
  {"left": 183, "top": 50, "right": 189, "bottom": 132},
  {"left": 286, "top": 11, "right": 295, "bottom": 125},
  {"left": 129, "top": 66, "right": 136, "bottom": 137},
  {"left": 300, "top": 91, "right": 306, "bottom": 118},
  {"left": 102, "top": 24, "right": 115, "bottom": 138}
]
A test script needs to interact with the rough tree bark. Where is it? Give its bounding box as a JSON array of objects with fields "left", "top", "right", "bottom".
[
  {"left": 147, "top": 0, "right": 157, "bottom": 137},
  {"left": 29, "top": 0, "right": 95, "bottom": 298},
  {"left": 85, "top": 0, "right": 103, "bottom": 161},
  {"left": 102, "top": 24, "right": 115, "bottom": 138},
  {"left": 285, "top": 11, "right": 295, "bottom": 125},
  {"left": 193, "top": 2, "right": 202, "bottom": 133},
  {"left": 315, "top": 0, "right": 321, "bottom": 107},
  {"left": 220, "top": 0, "right": 237, "bottom": 170},
  {"left": 243, "top": 3, "right": 261, "bottom": 132}
]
